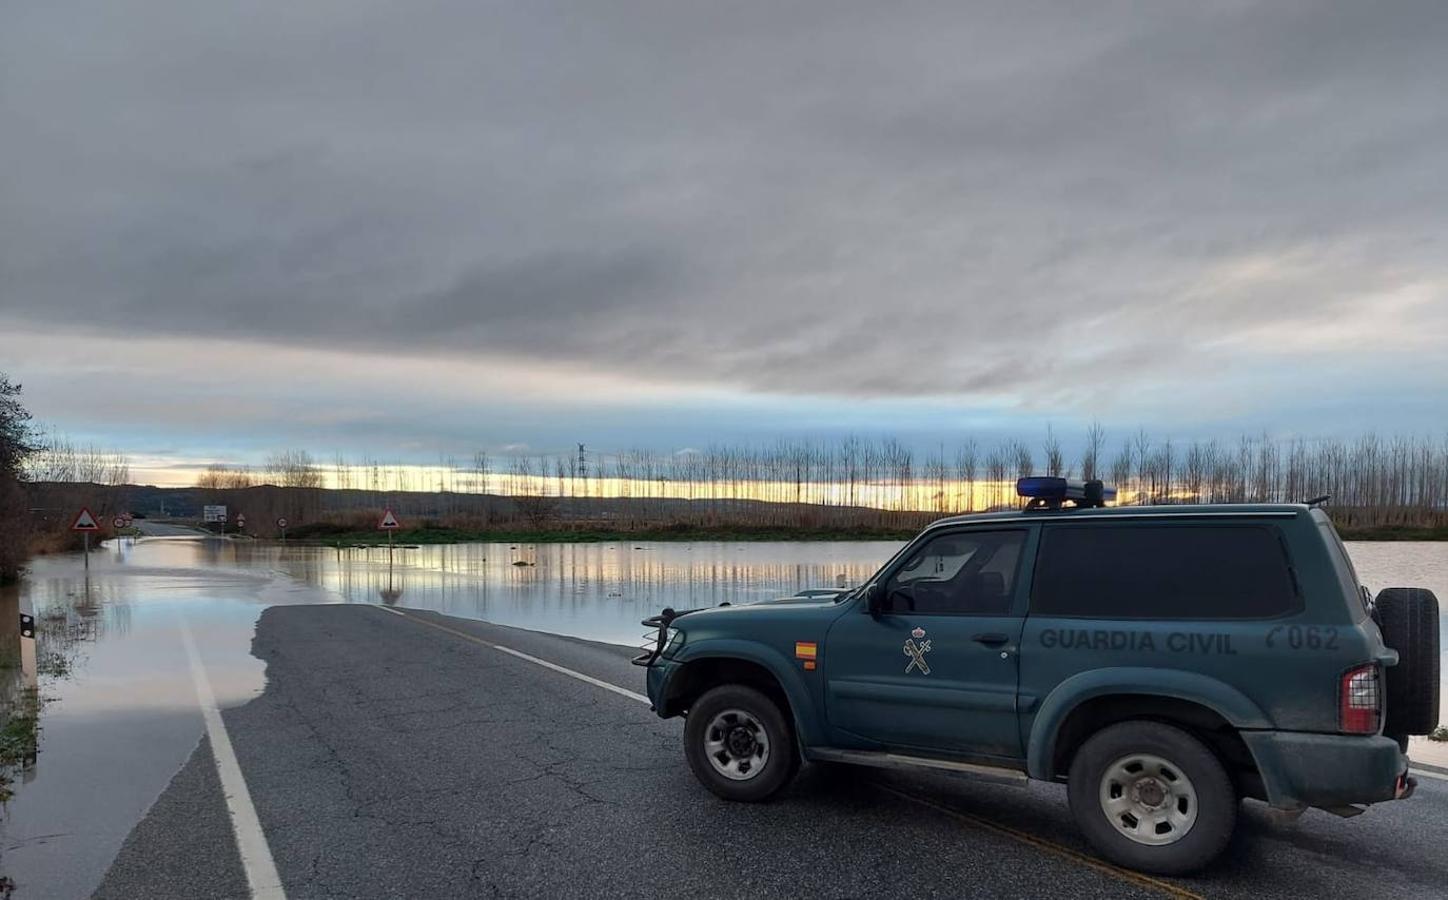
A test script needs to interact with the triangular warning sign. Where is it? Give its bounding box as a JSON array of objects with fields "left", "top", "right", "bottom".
[
  {"left": 71, "top": 507, "right": 100, "bottom": 531},
  {"left": 378, "top": 509, "right": 400, "bottom": 530}
]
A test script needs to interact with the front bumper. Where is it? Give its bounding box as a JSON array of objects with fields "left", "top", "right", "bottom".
[
  {"left": 1242, "top": 731, "right": 1411, "bottom": 810},
  {"left": 644, "top": 659, "right": 680, "bottom": 716}
]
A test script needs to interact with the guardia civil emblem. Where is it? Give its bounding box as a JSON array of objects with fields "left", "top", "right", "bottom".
[{"left": 903, "top": 626, "right": 932, "bottom": 675}]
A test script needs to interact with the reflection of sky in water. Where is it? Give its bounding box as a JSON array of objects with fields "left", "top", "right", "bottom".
[{"left": 270, "top": 540, "right": 904, "bottom": 646}]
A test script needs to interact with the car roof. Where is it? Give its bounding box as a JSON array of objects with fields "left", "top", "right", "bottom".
[{"left": 924, "top": 502, "right": 1310, "bottom": 531}]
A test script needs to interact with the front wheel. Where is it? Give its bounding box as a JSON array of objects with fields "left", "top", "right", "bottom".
[
  {"left": 1067, "top": 721, "right": 1236, "bottom": 875},
  {"left": 684, "top": 684, "right": 797, "bottom": 802}
]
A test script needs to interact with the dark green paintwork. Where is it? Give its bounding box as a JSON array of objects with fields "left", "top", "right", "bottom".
[{"left": 644, "top": 503, "right": 1410, "bottom": 810}]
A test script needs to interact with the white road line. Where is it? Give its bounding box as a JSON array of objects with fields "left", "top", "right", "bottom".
[
  {"left": 1412, "top": 767, "right": 1448, "bottom": 783},
  {"left": 376, "top": 606, "right": 650, "bottom": 705},
  {"left": 179, "top": 620, "right": 287, "bottom": 900}
]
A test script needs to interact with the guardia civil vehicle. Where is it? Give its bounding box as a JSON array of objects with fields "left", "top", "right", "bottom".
[{"left": 636, "top": 477, "right": 1440, "bottom": 874}]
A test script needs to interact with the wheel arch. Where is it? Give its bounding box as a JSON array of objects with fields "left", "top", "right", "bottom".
[
  {"left": 662, "top": 642, "right": 824, "bottom": 748},
  {"left": 1027, "top": 668, "right": 1271, "bottom": 787}
]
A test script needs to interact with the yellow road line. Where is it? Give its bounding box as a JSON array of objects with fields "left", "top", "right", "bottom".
[{"left": 872, "top": 784, "right": 1205, "bottom": 900}]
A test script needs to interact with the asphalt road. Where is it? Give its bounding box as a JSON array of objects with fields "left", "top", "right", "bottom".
[{"left": 95, "top": 605, "right": 1448, "bottom": 899}]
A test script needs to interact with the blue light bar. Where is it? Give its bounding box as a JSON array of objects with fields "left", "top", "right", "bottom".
[
  {"left": 1017, "top": 477, "right": 1117, "bottom": 508},
  {"left": 1016, "top": 476, "right": 1072, "bottom": 500}
]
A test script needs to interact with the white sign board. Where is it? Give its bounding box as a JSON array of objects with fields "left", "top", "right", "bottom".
[{"left": 203, "top": 505, "right": 228, "bottom": 523}]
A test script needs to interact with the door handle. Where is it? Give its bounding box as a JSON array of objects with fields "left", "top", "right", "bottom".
[{"left": 972, "top": 633, "right": 1009, "bottom": 646}]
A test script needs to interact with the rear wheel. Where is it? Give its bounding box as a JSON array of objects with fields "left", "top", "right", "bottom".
[
  {"left": 1068, "top": 721, "right": 1236, "bottom": 875},
  {"left": 684, "top": 684, "right": 797, "bottom": 802},
  {"left": 1374, "top": 587, "right": 1441, "bottom": 737}
]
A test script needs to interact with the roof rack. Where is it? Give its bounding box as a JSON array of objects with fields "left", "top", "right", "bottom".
[{"left": 1017, "top": 476, "right": 1117, "bottom": 511}]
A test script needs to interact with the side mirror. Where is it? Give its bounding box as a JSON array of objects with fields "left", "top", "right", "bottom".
[{"left": 867, "top": 583, "right": 886, "bottom": 616}]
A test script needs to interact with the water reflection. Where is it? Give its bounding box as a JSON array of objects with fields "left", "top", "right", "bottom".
[
  {"left": 263, "top": 541, "right": 900, "bottom": 646},
  {"left": 0, "top": 539, "right": 338, "bottom": 898}
]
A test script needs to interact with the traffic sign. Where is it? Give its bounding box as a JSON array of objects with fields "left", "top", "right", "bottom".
[
  {"left": 113, "top": 516, "right": 126, "bottom": 529},
  {"left": 378, "top": 509, "right": 400, "bottom": 530},
  {"left": 276, "top": 517, "right": 288, "bottom": 530},
  {"left": 236, "top": 513, "right": 247, "bottom": 529},
  {"left": 71, "top": 507, "right": 100, "bottom": 531},
  {"left": 203, "top": 505, "right": 227, "bottom": 523}
]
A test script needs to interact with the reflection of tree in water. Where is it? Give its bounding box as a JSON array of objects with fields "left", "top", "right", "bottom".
[
  {"left": 6, "top": 574, "right": 131, "bottom": 685},
  {"left": 313, "top": 542, "right": 886, "bottom": 624}
]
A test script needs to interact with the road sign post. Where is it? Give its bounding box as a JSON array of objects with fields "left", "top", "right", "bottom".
[
  {"left": 379, "top": 508, "right": 400, "bottom": 559},
  {"left": 203, "top": 505, "right": 227, "bottom": 538},
  {"left": 277, "top": 517, "right": 288, "bottom": 541},
  {"left": 236, "top": 513, "right": 246, "bottom": 534},
  {"left": 71, "top": 507, "right": 100, "bottom": 569}
]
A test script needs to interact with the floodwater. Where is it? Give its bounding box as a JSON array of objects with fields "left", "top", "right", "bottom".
[{"left": 0, "top": 536, "right": 1443, "bottom": 897}]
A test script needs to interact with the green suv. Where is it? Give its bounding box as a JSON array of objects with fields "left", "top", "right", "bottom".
[{"left": 636, "top": 477, "right": 1440, "bottom": 874}]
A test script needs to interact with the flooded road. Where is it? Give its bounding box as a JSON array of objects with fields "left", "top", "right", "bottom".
[
  {"left": 0, "top": 535, "right": 1443, "bottom": 896},
  {"left": 0, "top": 539, "right": 338, "bottom": 898}
]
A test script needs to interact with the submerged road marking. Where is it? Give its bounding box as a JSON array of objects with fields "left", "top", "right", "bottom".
[
  {"left": 378, "top": 605, "right": 1197, "bottom": 894},
  {"left": 179, "top": 620, "right": 287, "bottom": 900},
  {"left": 873, "top": 784, "right": 1204, "bottom": 899},
  {"left": 376, "top": 607, "right": 650, "bottom": 705}
]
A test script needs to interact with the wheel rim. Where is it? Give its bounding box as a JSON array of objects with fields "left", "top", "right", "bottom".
[
  {"left": 1098, "top": 753, "right": 1198, "bottom": 846},
  {"left": 703, "top": 708, "right": 771, "bottom": 781}
]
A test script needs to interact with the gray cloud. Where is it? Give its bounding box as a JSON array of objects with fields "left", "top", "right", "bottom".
[{"left": 3, "top": 0, "right": 1446, "bottom": 408}]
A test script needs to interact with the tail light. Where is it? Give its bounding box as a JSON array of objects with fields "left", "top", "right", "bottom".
[{"left": 1340, "top": 664, "right": 1381, "bottom": 734}]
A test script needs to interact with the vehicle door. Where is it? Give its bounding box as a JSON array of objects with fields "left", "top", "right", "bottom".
[{"left": 823, "top": 526, "right": 1036, "bottom": 761}]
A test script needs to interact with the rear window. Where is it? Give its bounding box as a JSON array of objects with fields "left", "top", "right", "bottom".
[
  {"left": 1312, "top": 509, "right": 1368, "bottom": 621},
  {"left": 1031, "top": 524, "right": 1301, "bottom": 620}
]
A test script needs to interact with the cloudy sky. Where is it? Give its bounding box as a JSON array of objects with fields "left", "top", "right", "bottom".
[{"left": 2, "top": 1, "right": 1445, "bottom": 480}]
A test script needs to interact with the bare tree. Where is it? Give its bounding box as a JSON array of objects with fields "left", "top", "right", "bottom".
[
  {"left": 1081, "top": 421, "right": 1105, "bottom": 482},
  {"left": 264, "top": 449, "right": 323, "bottom": 489},
  {"left": 1043, "top": 426, "right": 1065, "bottom": 477}
]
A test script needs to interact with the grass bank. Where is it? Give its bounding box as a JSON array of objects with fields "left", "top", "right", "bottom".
[
  {"left": 287, "top": 523, "right": 919, "bottom": 546},
  {"left": 1336, "top": 525, "right": 1448, "bottom": 541}
]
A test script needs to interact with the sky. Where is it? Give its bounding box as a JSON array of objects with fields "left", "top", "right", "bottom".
[{"left": 2, "top": 1, "right": 1446, "bottom": 484}]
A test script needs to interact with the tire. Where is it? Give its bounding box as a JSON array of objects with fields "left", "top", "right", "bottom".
[
  {"left": 684, "top": 684, "right": 797, "bottom": 802},
  {"left": 1374, "top": 588, "right": 1441, "bottom": 736},
  {"left": 1067, "top": 721, "right": 1236, "bottom": 875}
]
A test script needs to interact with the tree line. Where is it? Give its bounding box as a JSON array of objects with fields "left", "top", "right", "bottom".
[{"left": 192, "top": 428, "right": 1448, "bottom": 534}]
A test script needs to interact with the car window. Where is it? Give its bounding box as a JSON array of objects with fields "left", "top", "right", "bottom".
[
  {"left": 1030, "top": 524, "right": 1300, "bottom": 620},
  {"left": 883, "top": 530, "right": 1026, "bottom": 616},
  {"left": 1312, "top": 509, "right": 1368, "bottom": 621}
]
